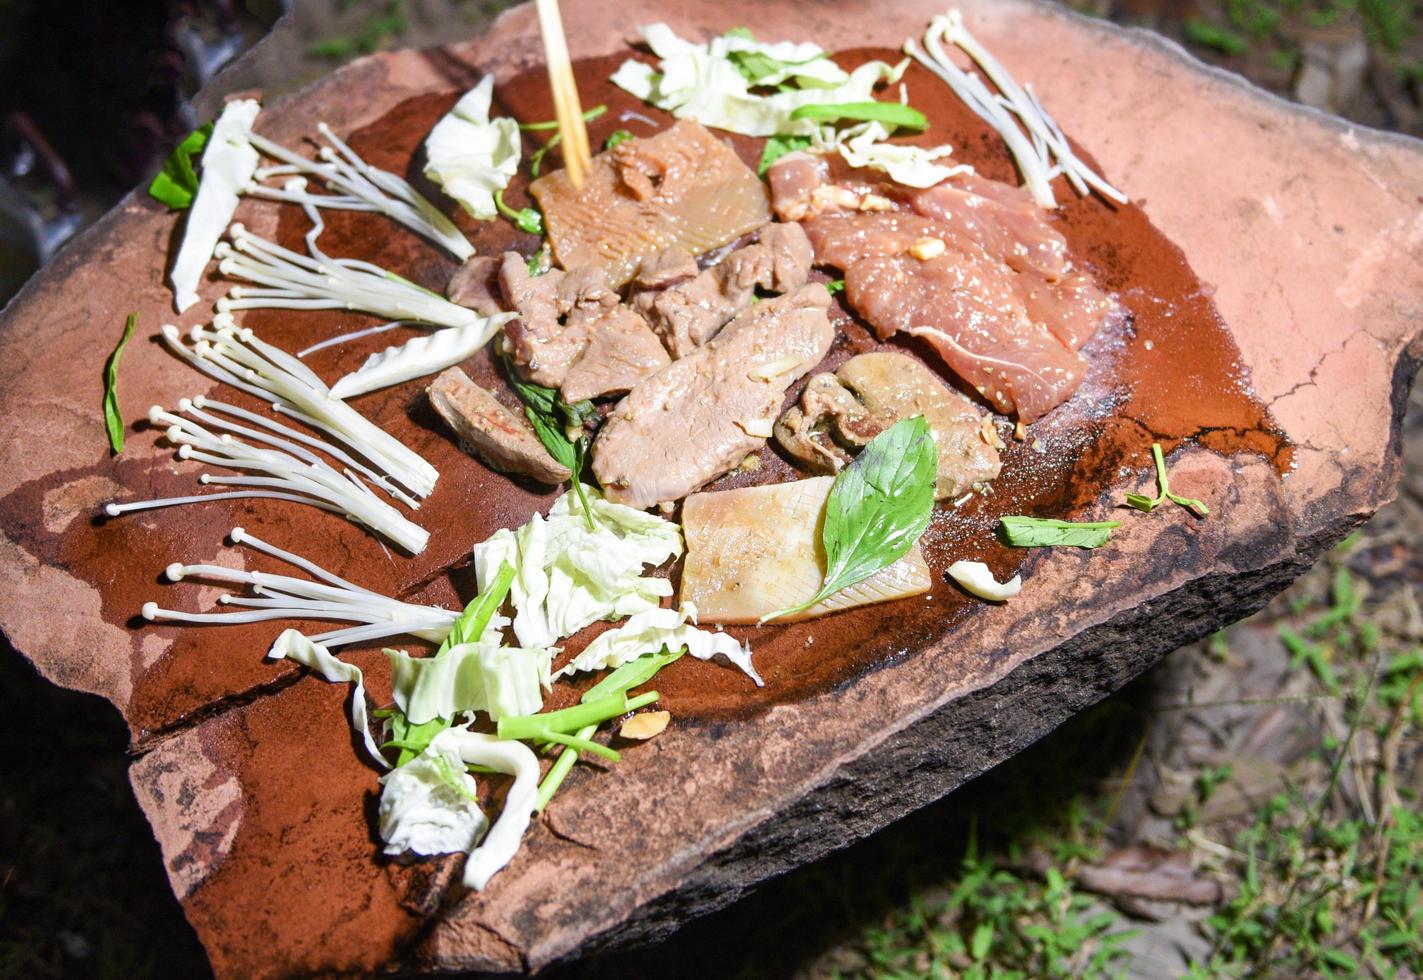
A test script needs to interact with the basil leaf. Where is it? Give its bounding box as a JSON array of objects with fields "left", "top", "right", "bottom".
[
  {"left": 825, "top": 278, "right": 846, "bottom": 295},
  {"left": 103, "top": 313, "right": 138, "bottom": 453},
  {"left": 763, "top": 416, "right": 937, "bottom": 621},
  {"left": 789, "top": 101, "right": 929, "bottom": 130},
  {"left": 759, "top": 134, "right": 812, "bottom": 175},
  {"left": 999, "top": 516, "right": 1120, "bottom": 549},
  {"left": 147, "top": 123, "right": 213, "bottom": 210}
]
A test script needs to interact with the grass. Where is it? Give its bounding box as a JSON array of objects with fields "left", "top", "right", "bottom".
[{"left": 809, "top": 537, "right": 1422, "bottom": 978}]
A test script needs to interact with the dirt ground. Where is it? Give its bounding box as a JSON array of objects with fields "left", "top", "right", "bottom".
[{"left": 0, "top": 2, "right": 1420, "bottom": 977}]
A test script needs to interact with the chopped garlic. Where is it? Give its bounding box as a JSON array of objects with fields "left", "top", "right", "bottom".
[
  {"left": 947, "top": 560, "right": 1021, "bottom": 601},
  {"left": 748, "top": 357, "right": 803, "bottom": 382},
  {"left": 909, "top": 237, "right": 946, "bottom": 260},
  {"left": 736, "top": 417, "right": 776, "bottom": 437}
]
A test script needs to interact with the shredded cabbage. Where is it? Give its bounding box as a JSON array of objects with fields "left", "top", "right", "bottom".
[
  {"left": 377, "top": 741, "right": 486, "bottom": 856},
  {"left": 268, "top": 629, "right": 387, "bottom": 768},
  {"left": 169, "top": 98, "right": 261, "bottom": 313},
  {"left": 386, "top": 641, "right": 550, "bottom": 725},
  {"left": 423, "top": 75, "right": 521, "bottom": 221},
  {"left": 818, "top": 120, "right": 972, "bottom": 189},
  {"left": 556, "top": 602, "right": 762, "bottom": 686},
  {"left": 434, "top": 727, "right": 540, "bottom": 890},
  {"left": 611, "top": 24, "right": 907, "bottom": 137},
  {"left": 473, "top": 489, "right": 682, "bottom": 649}
]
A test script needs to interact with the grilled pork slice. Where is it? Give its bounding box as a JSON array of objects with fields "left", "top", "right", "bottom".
[
  {"left": 770, "top": 153, "right": 1112, "bottom": 421},
  {"left": 775, "top": 351, "right": 1002, "bottom": 499},
  {"left": 680, "top": 476, "right": 932, "bottom": 624},
  {"left": 498, "top": 253, "right": 670, "bottom": 402},
  {"left": 633, "top": 223, "right": 814, "bottom": 358},
  {"left": 592, "top": 284, "right": 835, "bottom": 509},
  {"left": 427, "top": 368, "right": 570, "bottom": 484},
  {"left": 529, "top": 120, "right": 772, "bottom": 288},
  {"left": 446, "top": 255, "right": 505, "bottom": 317}
]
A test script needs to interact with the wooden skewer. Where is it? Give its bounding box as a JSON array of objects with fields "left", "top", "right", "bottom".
[{"left": 534, "top": 0, "right": 592, "bottom": 190}]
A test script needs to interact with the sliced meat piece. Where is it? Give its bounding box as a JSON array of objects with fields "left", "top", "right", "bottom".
[
  {"left": 446, "top": 255, "right": 505, "bottom": 317},
  {"left": 909, "top": 171, "right": 1068, "bottom": 279},
  {"left": 1023, "top": 268, "right": 1114, "bottom": 351},
  {"left": 680, "top": 476, "right": 932, "bottom": 624},
  {"left": 592, "top": 284, "right": 834, "bottom": 509},
  {"left": 775, "top": 352, "right": 1002, "bottom": 498},
  {"left": 802, "top": 211, "right": 950, "bottom": 268},
  {"left": 498, "top": 252, "right": 670, "bottom": 400},
  {"left": 634, "top": 223, "right": 814, "bottom": 358},
  {"left": 845, "top": 251, "right": 1086, "bottom": 421},
  {"left": 767, "top": 152, "right": 893, "bottom": 223},
  {"left": 634, "top": 247, "right": 699, "bottom": 290},
  {"left": 529, "top": 120, "right": 772, "bottom": 287},
  {"left": 427, "top": 367, "right": 570, "bottom": 484},
  {"left": 561, "top": 307, "right": 674, "bottom": 403}
]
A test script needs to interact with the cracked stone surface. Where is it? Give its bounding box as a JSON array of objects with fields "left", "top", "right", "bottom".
[{"left": 0, "top": 0, "right": 1420, "bottom": 975}]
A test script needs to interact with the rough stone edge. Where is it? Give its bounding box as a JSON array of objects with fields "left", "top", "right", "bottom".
[{"left": 431, "top": 338, "right": 1421, "bottom": 974}]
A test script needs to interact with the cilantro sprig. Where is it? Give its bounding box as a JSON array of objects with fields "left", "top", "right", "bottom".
[
  {"left": 1126, "top": 442, "right": 1210, "bottom": 517},
  {"left": 494, "top": 188, "right": 544, "bottom": 235}
]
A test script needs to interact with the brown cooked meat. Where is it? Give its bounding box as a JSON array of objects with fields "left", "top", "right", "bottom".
[
  {"left": 529, "top": 120, "right": 771, "bottom": 288},
  {"left": 592, "top": 284, "right": 835, "bottom": 509},
  {"left": 427, "top": 367, "right": 570, "bottom": 485},
  {"left": 774, "top": 351, "right": 1003, "bottom": 499},
  {"left": 769, "top": 152, "right": 1114, "bottom": 421},
  {"left": 446, "top": 255, "right": 505, "bottom": 317},
  {"left": 498, "top": 252, "right": 670, "bottom": 402},
  {"left": 633, "top": 222, "right": 814, "bottom": 358}
]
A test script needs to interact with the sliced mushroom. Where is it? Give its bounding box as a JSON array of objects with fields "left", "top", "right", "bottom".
[{"left": 774, "top": 351, "right": 1002, "bottom": 499}]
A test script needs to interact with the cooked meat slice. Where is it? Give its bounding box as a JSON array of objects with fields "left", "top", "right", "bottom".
[
  {"left": 1023, "top": 268, "right": 1114, "bottom": 351},
  {"left": 767, "top": 152, "right": 893, "bottom": 222},
  {"left": 680, "top": 476, "right": 932, "bottom": 624},
  {"left": 775, "top": 352, "right": 1002, "bottom": 498},
  {"left": 634, "top": 247, "right": 699, "bottom": 290},
  {"left": 592, "top": 284, "right": 835, "bottom": 509},
  {"left": 561, "top": 307, "right": 673, "bottom": 403},
  {"left": 446, "top": 255, "right": 506, "bottom": 316},
  {"left": 529, "top": 120, "right": 771, "bottom": 287},
  {"left": 845, "top": 251, "right": 1086, "bottom": 421},
  {"left": 634, "top": 223, "right": 814, "bottom": 358},
  {"left": 498, "top": 252, "right": 670, "bottom": 400},
  {"left": 427, "top": 367, "right": 570, "bottom": 484}
]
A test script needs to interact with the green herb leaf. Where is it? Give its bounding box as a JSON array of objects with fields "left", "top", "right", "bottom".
[
  {"left": 825, "top": 278, "right": 846, "bottom": 295},
  {"left": 583, "top": 646, "right": 685, "bottom": 703},
  {"left": 789, "top": 101, "right": 928, "bottom": 130},
  {"left": 763, "top": 416, "right": 937, "bottom": 622},
  {"left": 1125, "top": 442, "right": 1210, "bottom": 517},
  {"left": 603, "top": 129, "right": 635, "bottom": 151},
  {"left": 375, "top": 708, "right": 452, "bottom": 767},
  {"left": 436, "top": 560, "right": 516, "bottom": 656},
  {"left": 758, "top": 134, "right": 812, "bottom": 175},
  {"left": 494, "top": 188, "right": 544, "bottom": 235},
  {"left": 499, "top": 351, "right": 597, "bottom": 527},
  {"left": 103, "top": 313, "right": 138, "bottom": 454},
  {"left": 999, "top": 515, "right": 1121, "bottom": 549},
  {"left": 147, "top": 123, "right": 213, "bottom": 210}
]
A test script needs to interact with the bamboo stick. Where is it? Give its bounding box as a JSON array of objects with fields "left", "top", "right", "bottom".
[{"left": 534, "top": 0, "right": 592, "bottom": 189}]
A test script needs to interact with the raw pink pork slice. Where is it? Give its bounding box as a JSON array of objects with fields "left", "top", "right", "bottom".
[{"left": 771, "top": 152, "right": 1112, "bottom": 421}]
